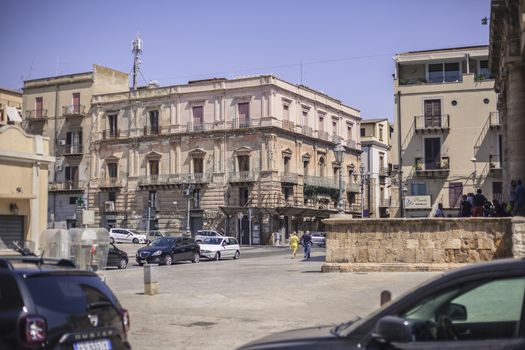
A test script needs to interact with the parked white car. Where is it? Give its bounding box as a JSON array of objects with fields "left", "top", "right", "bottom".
[
  {"left": 194, "top": 230, "right": 222, "bottom": 244},
  {"left": 199, "top": 237, "right": 240, "bottom": 261},
  {"left": 109, "top": 228, "right": 147, "bottom": 244}
]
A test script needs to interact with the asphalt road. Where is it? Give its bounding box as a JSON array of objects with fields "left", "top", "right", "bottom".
[{"left": 101, "top": 246, "right": 438, "bottom": 349}]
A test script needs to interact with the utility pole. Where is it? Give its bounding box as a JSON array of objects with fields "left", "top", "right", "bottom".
[
  {"left": 131, "top": 35, "right": 143, "bottom": 90},
  {"left": 397, "top": 90, "right": 404, "bottom": 218}
]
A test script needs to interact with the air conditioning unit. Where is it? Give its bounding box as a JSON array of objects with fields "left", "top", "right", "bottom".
[
  {"left": 105, "top": 201, "right": 115, "bottom": 212},
  {"left": 58, "top": 139, "right": 66, "bottom": 146}
]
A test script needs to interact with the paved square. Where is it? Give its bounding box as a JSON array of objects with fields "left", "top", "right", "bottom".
[{"left": 102, "top": 247, "right": 437, "bottom": 349}]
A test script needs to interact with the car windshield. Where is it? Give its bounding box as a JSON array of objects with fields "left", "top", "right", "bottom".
[
  {"left": 128, "top": 229, "right": 140, "bottom": 235},
  {"left": 202, "top": 237, "right": 222, "bottom": 245},
  {"left": 150, "top": 237, "right": 175, "bottom": 247}
]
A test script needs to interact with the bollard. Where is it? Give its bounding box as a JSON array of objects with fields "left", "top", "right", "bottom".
[
  {"left": 380, "top": 290, "right": 392, "bottom": 306},
  {"left": 143, "top": 264, "right": 159, "bottom": 295}
]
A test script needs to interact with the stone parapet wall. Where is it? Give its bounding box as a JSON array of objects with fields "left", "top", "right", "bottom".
[{"left": 322, "top": 216, "right": 516, "bottom": 272}]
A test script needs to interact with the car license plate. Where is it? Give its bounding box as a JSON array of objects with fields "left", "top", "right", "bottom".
[{"left": 73, "top": 339, "right": 112, "bottom": 350}]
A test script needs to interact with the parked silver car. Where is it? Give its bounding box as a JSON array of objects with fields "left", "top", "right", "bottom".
[
  {"left": 310, "top": 232, "right": 326, "bottom": 247},
  {"left": 194, "top": 230, "right": 222, "bottom": 244}
]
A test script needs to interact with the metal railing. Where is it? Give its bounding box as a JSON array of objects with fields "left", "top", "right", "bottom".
[
  {"left": 98, "top": 177, "right": 124, "bottom": 188},
  {"left": 229, "top": 170, "right": 259, "bottom": 182},
  {"left": 302, "top": 125, "right": 313, "bottom": 137},
  {"left": 282, "top": 120, "right": 295, "bottom": 132},
  {"left": 143, "top": 125, "right": 160, "bottom": 136},
  {"left": 414, "top": 115, "right": 450, "bottom": 130},
  {"left": 185, "top": 173, "right": 210, "bottom": 183},
  {"left": 26, "top": 109, "right": 48, "bottom": 120},
  {"left": 304, "top": 175, "right": 343, "bottom": 189},
  {"left": 280, "top": 172, "right": 299, "bottom": 184},
  {"left": 62, "top": 105, "right": 86, "bottom": 116},
  {"left": 331, "top": 134, "right": 343, "bottom": 144},
  {"left": 346, "top": 182, "right": 360, "bottom": 193},
  {"left": 346, "top": 139, "right": 359, "bottom": 150},
  {"left": 92, "top": 116, "right": 357, "bottom": 144},
  {"left": 102, "top": 129, "right": 130, "bottom": 140},
  {"left": 317, "top": 130, "right": 330, "bottom": 141},
  {"left": 137, "top": 174, "right": 183, "bottom": 186},
  {"left": 61, "top": 144, "right": 83, "bottom": 155},
  {"left": 415, "top": 156, "right": 450, "bottom": 172},
  {"left": 49, "top": 181, "right": 84, "bottom": 191}
]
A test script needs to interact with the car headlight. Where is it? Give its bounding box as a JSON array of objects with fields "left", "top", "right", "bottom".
[{"left": 151, "top": 250, "right": 162, "bottom": 256}]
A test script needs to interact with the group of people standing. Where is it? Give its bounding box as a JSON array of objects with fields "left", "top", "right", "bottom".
[
  {"left": 435, "top": 180, "right": 525, "bottom": 218},
  {"left": 289, "top": 231, "right": 312, "bottom": 259}
]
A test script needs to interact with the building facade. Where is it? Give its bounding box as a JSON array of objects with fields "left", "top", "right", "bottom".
[
  {"left": 360, "top": 118, "right": 392, "bottom": 218},
  {"left": 0, "top": 125, "right": 54, "bottom": 251},
  {"left": 89, "top": 75, "right": 361, "bottom": 244},
  {"left": 489, "top": 0, "right": 525, "bottom": 215},
  {"left": 22, "top": 65, "right": 129, "bottom": 228},
  {"left": 0, "top": 88, "right": 22, "bottom": 125},
  {"left": 393, "top": 46, "right": 501, "bottom": 217}
]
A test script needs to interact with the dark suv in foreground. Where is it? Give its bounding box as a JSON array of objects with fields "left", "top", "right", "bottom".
[
  {"left": 239, "top": 258, "right": 525, "bottom": 350},
  {"left": 0, "top": 256, "right": 131, "bottom": 349}
]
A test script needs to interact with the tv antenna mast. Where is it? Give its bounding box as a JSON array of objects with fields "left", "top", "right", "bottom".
[{"left": 131, "top": 35, "right": 143, "bottom": 90}]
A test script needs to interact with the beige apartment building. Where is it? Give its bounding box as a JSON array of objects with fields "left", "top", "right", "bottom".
[
  {"left": 0, "top": 125, "right": 54, "bottom": 250},
  {"left": 0, "top": 88, "right": 22, "bottom": 125},
  {"left": 393, "top": 46, "right": 500, "bottom": 217},
  {"left": 360, "top": 118, "right": 393, "bottom": 218},
  {"left": 489, "top": 0, "right": 525, "bottom": 214},
  {"left": 89, "top": 75, "right": 361, "bottom": 244},
  {"left": 22, "top": 65, "right": 129, "bottom": 228}
]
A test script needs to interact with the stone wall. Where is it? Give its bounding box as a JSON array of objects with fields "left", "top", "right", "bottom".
[{"left": 322, "top": 217, "right": 515, "bottom": 272}]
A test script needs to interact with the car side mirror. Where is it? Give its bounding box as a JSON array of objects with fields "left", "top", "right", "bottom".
[
  {"left": 373, "top": 316, "right": 413, "bottom": 344},
  {"left": 446, "top": 303, "right": 467, "bottom": 321}
]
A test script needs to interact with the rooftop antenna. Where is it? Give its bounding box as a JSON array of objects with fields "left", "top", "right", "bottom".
[{"left": 132, "top": 34, "right": 143, "bottom": 90}]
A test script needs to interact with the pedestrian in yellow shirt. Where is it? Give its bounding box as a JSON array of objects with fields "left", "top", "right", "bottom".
[{"left": 289, "top": 232, "right": 299, "bottom": 259}]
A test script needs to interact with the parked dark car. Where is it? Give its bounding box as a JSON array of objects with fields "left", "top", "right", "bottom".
[
  {"left": 106, "top": 243, "right": 128, "bottom": 269},
  {"left": 238, "top": 258, "right": 525, "bottom": 350},
  {"left": 136, "top": 236, "right": 200, "bottom": 265},
  {"left": 0, "top": 256, "right": 131, "bottom": 350}
]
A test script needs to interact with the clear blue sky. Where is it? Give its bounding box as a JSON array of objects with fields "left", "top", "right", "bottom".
[{"left": 0, "top": 0, "right": 490, "bottom": 120}]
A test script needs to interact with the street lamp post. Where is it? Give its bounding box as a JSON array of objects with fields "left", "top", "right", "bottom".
[
  {"left": 359, "top": 164, "right": 370, "bottom": 218},
  {"left": 335, "top": 142, "right": 345, "bottom": 214},
  {"left": 183, "top": 181, "right": 195, "bottom": 236}
]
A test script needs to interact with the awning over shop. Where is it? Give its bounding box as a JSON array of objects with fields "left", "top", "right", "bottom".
[
  {"left": 6, "top": 107, "right": 22, "bottom": 122},
  {"left": 220, "top": 205, "right": 339, "bottom": 219},
  {"left": 220, "top": 206, "right": 278, "bottom": 217},
  {"left": 275, "top": 206, "right": 337, "bottom": 218}
]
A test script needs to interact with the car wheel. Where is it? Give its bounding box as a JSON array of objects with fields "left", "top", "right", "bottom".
[
  {"left": 118, "top": 258, "right": 128, "bottom": 269},
  {"left": 192, "top": 252, "right": 200, "bottom": 263},
  {"left": 138, "top": 262, "right": 144, "bottom": 266},
  {"left": 164, "top": 255, "right": 173, "bottom": 266},
  {"left": 233, "top": 250, "right": 240, "bottom": 260},
  {"left": 132, "top": 238, "right": 139, "bottom": 244},
  {"left": 214, "top": 252, "right": 221, "bottom": 261},
  {"left": 195, "top": 240, "right": 202, "bottom": 244},
  {"left": 110, "top": 237, "right": 115, "bottom": 244}
]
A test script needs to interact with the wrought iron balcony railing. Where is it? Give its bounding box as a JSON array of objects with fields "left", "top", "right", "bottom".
[
  {"left": 414, "top": 115, "right": 450, "bottom": 131},
  {"left": 415, "top": 156, "right": 450, "bottom": 173},
  {"left": 26, "top": 109, "right": 48, "bottom": 120},
  {"left": 229, "top": 170, "right": 259, "bottom": 182},
  {"left": 62, "top": 105, "right": 86, "bottom": 116}
]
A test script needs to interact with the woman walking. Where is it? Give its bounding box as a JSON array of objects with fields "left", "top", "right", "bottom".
[{"left": 289, "top": 231, "right": 299, "bottom": 259}]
